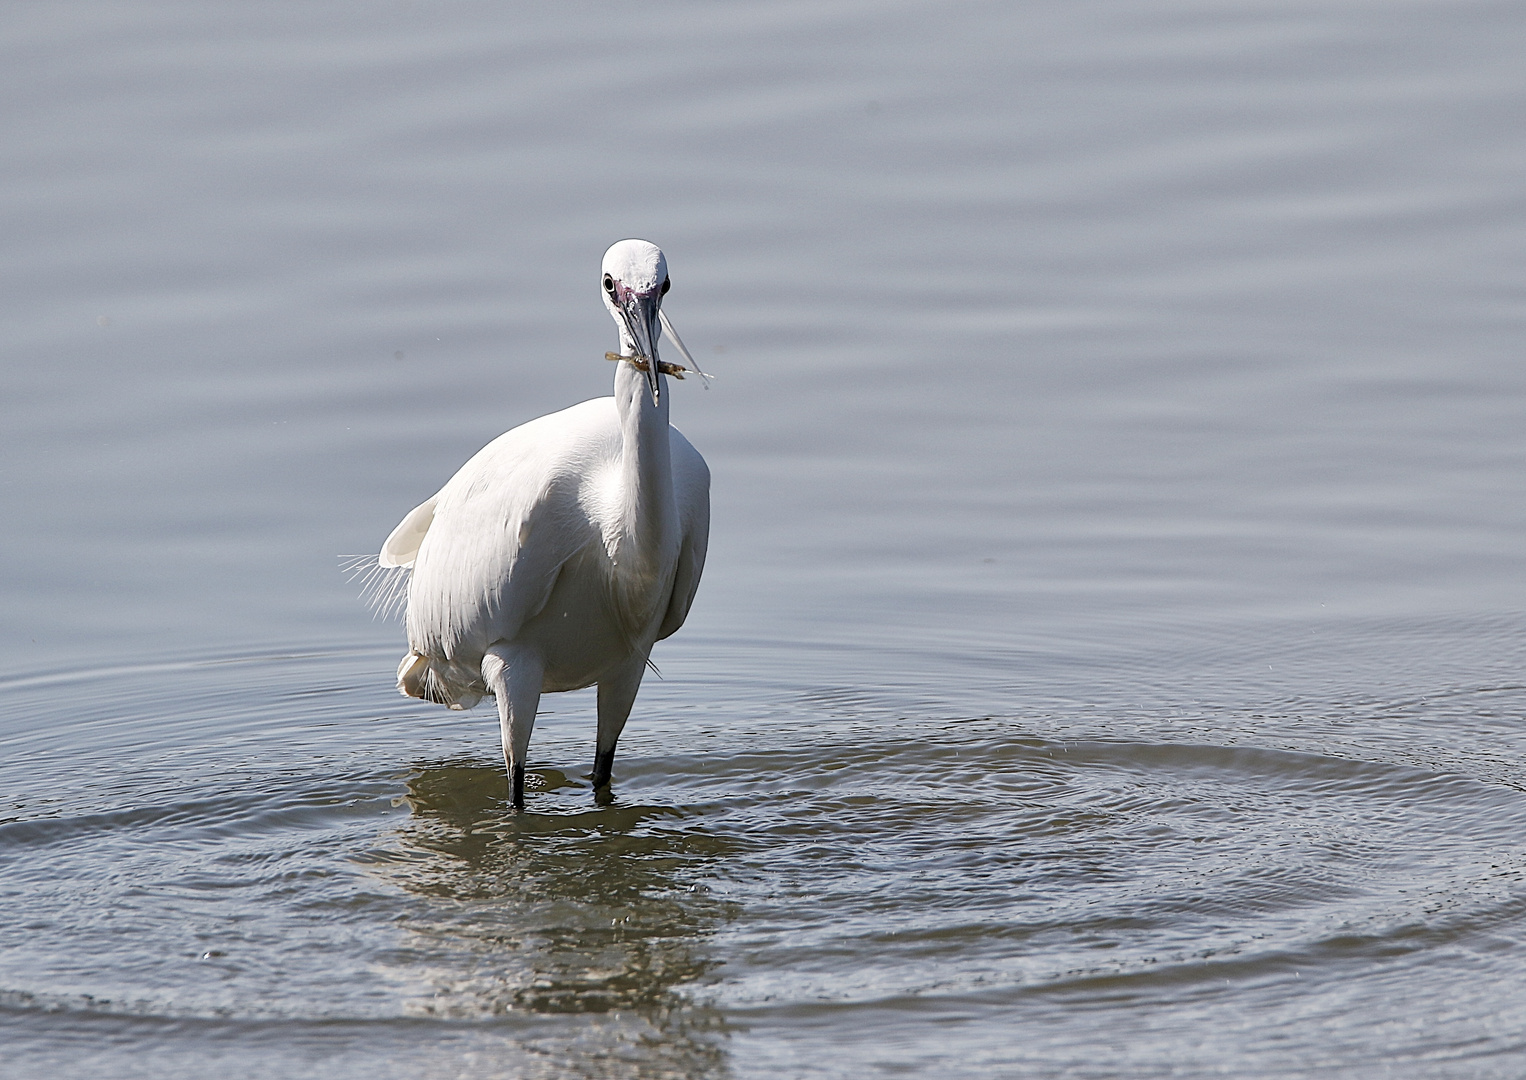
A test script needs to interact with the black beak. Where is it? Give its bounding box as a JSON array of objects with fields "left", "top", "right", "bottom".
[{"left": 620, "top": 291, "right": 663, "bottom": 405}]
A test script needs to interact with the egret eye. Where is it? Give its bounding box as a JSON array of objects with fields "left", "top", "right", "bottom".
[
  {"left": 661, "top": 277, "right": 671, "bottom": 295},
  {"left": 603, "top": 274, "right": 616, "bottom": 294}
]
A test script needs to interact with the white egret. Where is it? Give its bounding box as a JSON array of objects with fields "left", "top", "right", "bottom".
[{"left": 378, "top": 239, "right": 710, "bottom": 809}]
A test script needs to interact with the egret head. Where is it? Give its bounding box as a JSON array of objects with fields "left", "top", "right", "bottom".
[{"left": 601, "top": 239, "right": 670, "bottom": 403}]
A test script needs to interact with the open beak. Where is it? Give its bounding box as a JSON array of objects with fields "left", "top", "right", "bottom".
[{"left": 620, "top": 290, "right": 663, "bottom": 405}]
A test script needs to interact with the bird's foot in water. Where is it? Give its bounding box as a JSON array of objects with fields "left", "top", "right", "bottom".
[
  {"left": 587, "top": 747, "right": 618, "bottom": 805},
  {"left": 590, "top": 748, "right": 616, "bottom": 787},
  {"left": 578, "top": 773, "right": 617, "bottom": 804}
]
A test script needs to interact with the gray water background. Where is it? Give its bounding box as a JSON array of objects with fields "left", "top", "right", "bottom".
[{"left": 2, "top": 1, "right": 1525, "bottom": 1076}]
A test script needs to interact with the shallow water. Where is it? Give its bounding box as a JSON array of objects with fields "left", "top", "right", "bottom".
[{"left": 3, "top": 0, "right": 1526, "bottom": 1076}]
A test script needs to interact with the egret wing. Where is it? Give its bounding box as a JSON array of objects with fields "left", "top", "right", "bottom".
[{"left": 405, "top": 401, "right": 613, "bottom": 664}]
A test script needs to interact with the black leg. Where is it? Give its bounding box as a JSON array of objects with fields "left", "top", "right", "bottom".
[
  {"left": 510, "top": 760, "right": 526, "bottom": 810},
  {"left": 591, "top": 746, "right": 616, "bottom": 790}
]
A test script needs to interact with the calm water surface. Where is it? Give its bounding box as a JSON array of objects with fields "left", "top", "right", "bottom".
[{"left": 3, "top": 1, "right": 1526, "bottom": 1076}]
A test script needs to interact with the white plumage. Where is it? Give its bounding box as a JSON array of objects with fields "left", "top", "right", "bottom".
[{"left": 379, "top": 239, "right": 709, "bottom": 808}]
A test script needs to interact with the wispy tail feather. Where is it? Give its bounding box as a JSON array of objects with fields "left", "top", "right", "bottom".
[
  {"left": 345, "top": 555, "right": 486, "bottom": 711},
  {"left": 340, "top": 554, "right": 411, "bottom": 621}
]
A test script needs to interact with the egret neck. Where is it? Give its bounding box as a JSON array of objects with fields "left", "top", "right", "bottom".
[{"left": 608, "top": 307, "right": 679, "bottom": 614}]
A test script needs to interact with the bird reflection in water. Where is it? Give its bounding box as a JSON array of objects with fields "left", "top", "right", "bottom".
[{"left": 375, "top": 759, "right": 736, "bottom": 1072}]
